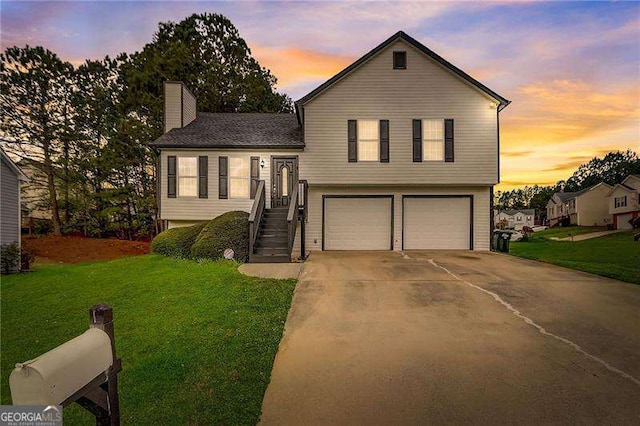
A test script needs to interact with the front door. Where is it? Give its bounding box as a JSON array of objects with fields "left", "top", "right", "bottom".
[{"left": 271, "top": 157, "right": 298, "bottom": 208}]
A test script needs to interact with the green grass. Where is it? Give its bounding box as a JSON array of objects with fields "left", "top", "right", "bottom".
[
  {"left": 510, "top": 230, "right": 640, "bottom": 284},
  {"left": 529, "top": 225, "right": 607, "bottom": 240},
  {"left": 1, "top": 255, "right": 296, "bottom": 425}
]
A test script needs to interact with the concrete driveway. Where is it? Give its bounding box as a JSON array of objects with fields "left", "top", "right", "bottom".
[{"left": 260, "top": 251, "right": 640, "bottom": 424}]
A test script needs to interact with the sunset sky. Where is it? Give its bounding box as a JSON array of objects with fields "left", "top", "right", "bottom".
[{"left": 2, "top": 1, "right": 638, "bottom": 190}]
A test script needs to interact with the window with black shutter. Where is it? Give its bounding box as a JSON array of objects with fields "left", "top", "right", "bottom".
[
  {"left": 380, "top": 120, "right": 389, "bottom": 163},
  {"left": 167, "top": 156, "right": 176, "bottom": 198},
  {"left": 348, "top": 120, "right": 358, "bottom": 162},
  {"left": 198, "top": 156, "right": 208, "bottom": 198},
  {"left": 218, "top": 156, "right": 228, "bottom": 199}
]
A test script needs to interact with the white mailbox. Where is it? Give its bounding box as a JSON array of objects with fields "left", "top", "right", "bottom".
[{"left": 9, "top": 328, "right": 113, "bottom": 406}]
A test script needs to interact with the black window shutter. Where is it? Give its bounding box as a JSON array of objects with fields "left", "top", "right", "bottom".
[
  {"left": 348, "top": 120, "right": 357, "bottom": 162},
  {"left": 444, "top": 119, "right": 454, "bottom": 162},
  {"left": 250, "top": 156, "right": 260, "bottom": 199},
  {"left": 412, "top": 119, "right": 422, "bottom": 162},
  {"left": 167, "top": 156, "right": 176, "bottom": 198},
  {"left": 380, "top": 120, "right": 389, "bottom": 163},
  {"left": 198, "top": 156, "right": 208, "bottom": 198},
  {"left": 218, "top": 156, "right": 228, "bottom": 199}
]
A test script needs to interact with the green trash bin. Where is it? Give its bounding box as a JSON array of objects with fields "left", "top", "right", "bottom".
[
  {"left": 500, "top": 231, "right": 513, "bottom": 252},
  {"left": 493, "top": 230, "right": 512, "bottom": 252}
]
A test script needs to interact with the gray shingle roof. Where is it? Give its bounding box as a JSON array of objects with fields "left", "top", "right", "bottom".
[
  {"left": 149, "top": 113, "right": 303, "bottom": 149},
  {"left": 554, "top": 183, "right": 602, "bottom": 202},
  {"left": 500, "top": 209, "right": 535, "bottom": 216}
]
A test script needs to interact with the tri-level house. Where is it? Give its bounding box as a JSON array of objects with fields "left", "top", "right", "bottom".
[
  {"left": 607, "top": 174, "right": 640, "bottom": 230},
  {"left": 546, "top": 182, "right": 612, "bottom": 227},
  {"left": 150, "top": 31, "right": 510, "bottom": 262}
]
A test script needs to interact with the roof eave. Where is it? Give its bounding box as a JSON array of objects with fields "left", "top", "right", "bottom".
[{"left": 148, "top": 144, "right": 305, "bottom": 150}]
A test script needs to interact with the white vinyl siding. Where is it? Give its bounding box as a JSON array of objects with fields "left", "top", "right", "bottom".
[
  {"left": 229, "top": 157, "right": 250, "bottom": 199},
  {"left": 178, "top": 157, "right": 197, "bottom": 197},
  {"left": 357, "top": 120, "right": 379, "bottom": 161},
  {"left": 403, "top": 197, "right": 470, "bottom": 249},
  {"left": 422, "top": 119, "right": 444, "bottom": 161},
  {"left": 299, "top": 38, "right": 499, "bottom": 185},
  {"left": 164, "top": 82, "right": 196, "bottom": 132},
  {"left": 1, "top": 157, "right": 20, "bottom": 247},
  {"left": 164, "top": 83, "right": 182, "bottom": 133},
  {"left": 159, "top": 150, "right": 302, "bottom": 221}
]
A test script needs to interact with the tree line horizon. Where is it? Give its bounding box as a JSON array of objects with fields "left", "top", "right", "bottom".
[
  {"left": 0, "top": 13, "right": 291, "bottom": 238},
  {"left": 494, "top": 149, "right": 639, "bottom": 223}
]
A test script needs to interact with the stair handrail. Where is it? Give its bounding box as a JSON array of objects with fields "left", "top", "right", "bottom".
[
  {"left": 249, "top": 180, "right": 266, "bottom": 262},
  {"left": 287, "top": 183, "right": 299, "bottom": 254},
  {"left": 298, "top": 180, "right": 308, "bottom": 220}
]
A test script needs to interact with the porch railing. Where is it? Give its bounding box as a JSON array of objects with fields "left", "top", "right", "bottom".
[
  {"left": 287, "top": 183, "right": 299, "bottom": 256},
  {"left": 248, "top": 180, "right": 265, "bottom": 262}
]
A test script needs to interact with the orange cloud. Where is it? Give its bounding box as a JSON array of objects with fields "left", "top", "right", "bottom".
[
  {"left": 497, "top": 78, "right": 639, "bottom": 190},
  {"left": 250, "top": 45, "right": 354, "bottom": 90}
]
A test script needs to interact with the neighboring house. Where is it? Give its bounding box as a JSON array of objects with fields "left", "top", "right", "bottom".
[
  {"left": 1, "top": 147, "right": 28, "bottom": 247},
  {"left": 494, "top": 209, "right": 535, "bottom": 230},
  {"left": 606, "top": 174, "right": 640, "bottom": 230},
  {"left": 149, "top": 31, "right": 510, "bottom": 262},
  {"left": 17, "top": 159, "right": 52, "bottom": 226},
  {"left": 546, "top": 182, "right": 612, "bottom": 227}
]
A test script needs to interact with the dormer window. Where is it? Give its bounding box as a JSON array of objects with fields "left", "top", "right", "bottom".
[{"left": 393, "top": 51, "right": 406, "bottom": 69}]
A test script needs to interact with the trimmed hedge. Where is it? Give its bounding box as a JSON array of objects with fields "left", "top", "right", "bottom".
[
  {"left": 151, "top": 222, "right": 207, "bottom": 258},
  {"left": 191, "top": 211, "right": 250, "bottom": 262}
]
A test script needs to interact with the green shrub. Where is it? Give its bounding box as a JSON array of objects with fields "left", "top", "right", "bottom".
[
  {"left": 1, "top": 243, "right": 21, "bottom": 274},
  {"left": 151, "top": 222, "right": 207, "bottom": 258},
  {"left": 191, "top": 211, "right": 249, "bottom": 262}
]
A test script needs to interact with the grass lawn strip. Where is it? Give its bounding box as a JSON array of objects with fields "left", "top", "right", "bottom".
[
  {"left": 1, "top": 255, "right": 296, "bottom": 425},
  {"left": 510, "top": 230, "right": 639, "bottom": 285}
]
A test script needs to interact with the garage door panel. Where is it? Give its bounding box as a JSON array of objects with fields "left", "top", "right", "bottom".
[
  {"left": 404, "top": 197, "right": 471, "bottom": 250},
  {"left": 618, "top": 213, "right": 633, "bottom": 230},
  {"left": 324, "top": 197, "right": 392, "bottom": 250}
]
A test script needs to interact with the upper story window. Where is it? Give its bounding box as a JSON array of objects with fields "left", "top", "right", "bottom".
[
  {"left": 357, "top": 120, "right": 379, "bottom": 161},
  {"left": 393, "top": 51, "right": 407, "bottom": 69},
  {"left": 569, "top": 199, "right": 576, "bottom": 209},
  {"left": 614, "top": 195, "right": 627, "bottom": 208},
  {"left": 527, "top": 216, "right": 532, "bottom": 221},
  {"left": 229, "top": 157, "right": 250, "bottom": 198},
  {"left": 423, "top": 119, "right": 444, "bottom": 161},
  {"left": 516, "top": 215, "right": 522, "bottom": 221},
  {"left": 178, "top": 157, "right": 198, "bottom": 197}
]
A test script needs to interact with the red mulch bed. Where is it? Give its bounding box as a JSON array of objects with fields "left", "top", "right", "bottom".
[{"left": 22, "top": 235, "right": 151, "bottom": 264}]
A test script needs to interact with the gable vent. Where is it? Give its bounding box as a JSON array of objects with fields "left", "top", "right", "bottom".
[{"left": 393, "top": 51, "right": 407, "bottom": 70}]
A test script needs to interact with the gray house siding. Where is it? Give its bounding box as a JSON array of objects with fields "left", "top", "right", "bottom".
[{"left": 1, "top": 156, "right": 20, "bottom": 246}]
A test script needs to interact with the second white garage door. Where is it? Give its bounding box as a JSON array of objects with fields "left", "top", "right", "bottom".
[
  {"left": 324, "top": 196, "right": 392, "bottom": 250},
  {"left": 403, "top": 196, "right": 472, "bottom": 250}
]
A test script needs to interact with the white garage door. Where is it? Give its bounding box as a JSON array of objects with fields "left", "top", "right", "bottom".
[
  {"left": 324, "top": 197, "right": 392, "bottom": 250},
  {"left": 617, "top": 213, "right": 633, "bottom": 230},
  {"left": 403, "top": 197, "right": 471, "bottom": 250}
]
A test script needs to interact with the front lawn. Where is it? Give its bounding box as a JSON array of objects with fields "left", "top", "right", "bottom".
[
  {"left": 1, "top": 255, "right": 296, "bottom": 424},
  {"left": 510, "top": 231, "right": 640, "bottom": 284},
  {"left": 529, "top": 225, "right": 607, "bottom": 240}
]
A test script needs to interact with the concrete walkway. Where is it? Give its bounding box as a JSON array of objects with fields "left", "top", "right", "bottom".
[
  {"left": 551, "top": 230, "right": 623, "bottom": 241},
  {"left": 238, "top": 262, "right": 302, "bottom": 279},
  {"left": 259, "top": 251, "right": 640, "bottom": 424}
]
